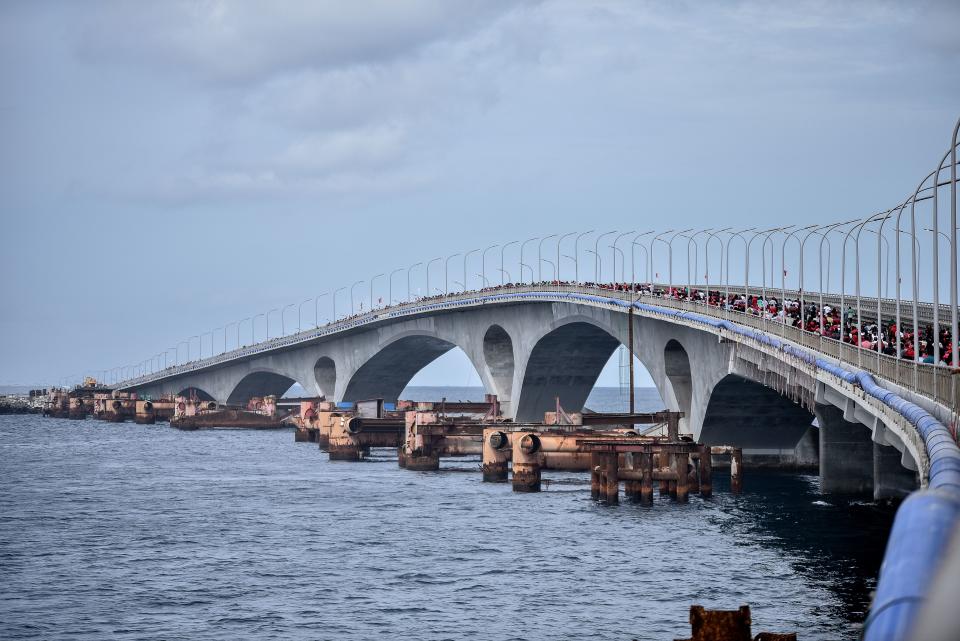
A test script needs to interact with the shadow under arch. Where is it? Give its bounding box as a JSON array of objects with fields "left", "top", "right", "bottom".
[
  {"left": 177, "top": 386, "right": 215, "bottom": 401},
  {"left": 226, "top": 371, "right": 298, "bottom": 406},
  {"left": 314, "top": 356, "right": 336, "bottom": 399},
  {"left": 663, "top": 339, "right": 692, "bottom": 425},
  {"left": 701, "top": 373, "right": 817, "bottom": 460},
  {"left": 482, "top": 324, "right": 514, "bottom": 397},
  {"left": 515, "top": 321, "right": 620, "bottom": 422},
  {"left": 341, "top": 335, "right": 460, "bottom": 403}
]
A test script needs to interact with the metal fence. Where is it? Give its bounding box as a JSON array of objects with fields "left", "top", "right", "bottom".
[{"left": 115, "top": 283, "right": 958, "bottom": 417}]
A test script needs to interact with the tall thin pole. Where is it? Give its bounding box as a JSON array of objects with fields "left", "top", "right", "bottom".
[
  {"left": 500, "top": 242, "right": 518, "bottom": 286},
  {"left": 628, "top": 304, "right": 635, "bottom": 413},
  {"left": 951, "top": 118, "right": 959, "bottom": 368},
  {"left": 557, "top": 232, "right": 576, "bottom": 282},
  {"left": 574, "top": 230, "right": 594, "bottom": 283}
]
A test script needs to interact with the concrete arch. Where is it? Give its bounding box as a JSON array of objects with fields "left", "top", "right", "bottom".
[
  {"left": 515, "top": 321, "right": 621, "bottom": 422},
  {"left": 663, "top": 339, "right": 692, "bottom": 430},
  {"left": 482, "top": 324, "right": 514, "bottom": 398},
  {"left": 226, "top": 370, "right": 298, "bottom": 406},
  {"left": 700, "top": 374, "right": 818, "bottom": 468},
  {"left": 314, "top": 356, "right": 336, "bottom": 399},
  {"left": 341, "top": 334, "right": 457, "bottom": 403},
  {"left": 177, "top": 386, "right": 215, "bottom": 401}
]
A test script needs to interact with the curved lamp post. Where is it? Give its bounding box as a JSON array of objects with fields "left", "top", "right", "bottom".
[
  {"left": 370, "top": 273, "right": 384, "bottom": 309},
  {"left": 388, "top": 268, "right": 403, "bottom": 305},
  {"left": 557, "top": 232, "right": 576, "bottom": 282},
  {"left": 574, "top": 230, "right": 594, "bottom": 283},
  {"left": 594, "top": 231, "right": 617, "bottom": 282},
  {"left": 426, "top": 257, "right": 442, "bottom": 298},
  {"left": 463, "top": 249, "right": 479, "bottom": 292},
  {"left": 406, "top": 263, "right": 422, "bottom": 301},
  {"left": 499, "top": 242, "right": 518, "bottom": 286},
  {"left": 519, "top": 237, "right": 538, "bottom": 284},
  {"left": 350, "top": 281, "right": 364, "bottom": 315},
  {"left": 444, "top": 254, "right": 461, "bottom": 294},
  {"left": 481, "top": 244, "right": 498, "bottom": 289},
  {"left": 333, "top": 287, "right": 345, "bottom": 321},
  {"left": 537, "top": 235, "right": 556, "bottom": 281},
  {"left": 631, "top": 231, "right": 653, "bottom": 284}
]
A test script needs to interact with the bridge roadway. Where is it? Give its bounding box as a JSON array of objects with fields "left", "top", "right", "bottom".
[
  {"left": 119, "top": 283, "right": 956, "bottom": 488},
  {"left": 116, "top": 282, "right": 960, "bottom": 638}
]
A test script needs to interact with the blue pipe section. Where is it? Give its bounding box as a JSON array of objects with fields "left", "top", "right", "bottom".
[{"left": 410, "top": 289, "right": 957, "bottom": 639}]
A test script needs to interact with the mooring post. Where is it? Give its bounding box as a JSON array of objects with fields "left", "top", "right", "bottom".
[
  {"left": 481, "top": 429, "right": 510, "bottom": 482},
  {"left": 675, "top": 452, "right": 690, "bottom": 502},
  {"left": 512, "top": 433, "right": 542, "bottom": 492},
  {"left": 590, "top": 452, "right": 602, "bottom": 499},
  {"left": 603, "top": 452, "right": 619, "bottom": 504},
  {"left": 699, "top": 445, "right": 713, "bottom": 497},
  {"left": 640, "top": 451, "right": 653, "bottom": 505},
  {"left": 731, "top": 447, "right": 743, "bottom": 494}
]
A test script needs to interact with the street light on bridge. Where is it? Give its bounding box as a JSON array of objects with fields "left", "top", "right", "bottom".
[
  {"left": 573, "top": 230, "right": 594, "bottom": 283},
  {"left": 612, "top": 231, "right": 634, "bottom": 283},
  {"left": 481, "top": 245, "right": 498, "bottom": 289},
  {"left": 388, "top": 268, "right": 403, "bottom": 305},
  {"left": 313, "top": 293, "right": 328, "bottom": 328},
  {"left": 594, "top": 231, "right": 616, "bottom": 282},
  {"left": 350, "top": 281, "right": 364, "bottom": 315},
  {"left": 631, "top": 231, "right": 653, "bottom": 284},
  {"left": 463, "top": 249, "right": 479, "bottom": 292},
  {"left": 519, "top": 237, "right": 538, "bottom": 284},
  {"left": 426, "top": 257, "right": 442, "bottom": 299},
  {"left": 537, "top": 235, "right": 556, "bottom": 282},
  {"left": 557, "top": 232, "right": 576, "bottom": 282},
  {"left": 406, "top": 263, "right": 422, "bottom": 301},
  {"left": 370, "top": 273, "right": 384, "bottom": 309},
  {"left": 444, "top": 254, "right": 460, "bottom": 294},
  {"left": 499, "top": 242, "right": 518, "bottom": 286},
  {"left": 333, "top": 287, "right": 346, "bottom": 321},
  {"left": 297, "top": 299, "right": 312, "bottom": 333}
]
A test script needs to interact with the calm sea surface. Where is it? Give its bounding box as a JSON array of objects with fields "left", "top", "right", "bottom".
[{"left": 1, "top": 387, "right": 894, "bottom": 640}]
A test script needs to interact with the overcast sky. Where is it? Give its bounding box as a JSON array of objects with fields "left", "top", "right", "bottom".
[{"left": 1, "top": 0, "right": 958, "bottom": 389}]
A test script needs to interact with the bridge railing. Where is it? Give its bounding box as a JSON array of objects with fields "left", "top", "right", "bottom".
[{"left": 115, "top": 282, "right": 958, "bottom": 415}]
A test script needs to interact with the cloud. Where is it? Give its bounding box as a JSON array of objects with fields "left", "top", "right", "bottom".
[{"left": 73, "top": 0, "right": 520, "bottom": 85}]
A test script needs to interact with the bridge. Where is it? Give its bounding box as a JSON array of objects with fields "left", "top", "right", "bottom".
[{"left": 94, "top": 121, "right": 960, "bottom": 639}]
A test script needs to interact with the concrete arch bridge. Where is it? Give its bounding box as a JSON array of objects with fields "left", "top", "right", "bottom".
[{"left": 120, "top": 284, "right": 957, "bottom": 501}]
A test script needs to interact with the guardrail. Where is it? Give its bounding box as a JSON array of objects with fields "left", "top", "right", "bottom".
[{"left": 116, "top": 283, "right": 958, "bottom": 414}]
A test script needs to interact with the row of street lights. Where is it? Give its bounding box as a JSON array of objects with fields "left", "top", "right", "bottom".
[{"left": 97, "top": 119, "right": 958, "bottom": 387}]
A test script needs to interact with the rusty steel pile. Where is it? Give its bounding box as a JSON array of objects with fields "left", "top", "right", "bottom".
[
  {"left": 289, "top": 394, "right": 745, "bottom": 507},
  {"left": 39, "top": 380, "right": 291, "bottom": 429}
]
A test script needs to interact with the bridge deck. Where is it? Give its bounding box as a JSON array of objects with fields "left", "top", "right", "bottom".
[{"left": 117, "top": 283, "right": 959, "bottom": 412}]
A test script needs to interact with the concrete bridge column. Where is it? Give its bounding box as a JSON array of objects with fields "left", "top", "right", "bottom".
[
  {"left": 815, "top": 403, "right": 873, "bottom": 495},
  {"left": 873, "top": 442, "right": 918, "bottom": 501}
]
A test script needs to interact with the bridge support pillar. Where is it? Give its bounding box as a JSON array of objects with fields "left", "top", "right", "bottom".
[
  {"left": 873, "top": 442, "right": 917, "bottom": 501},
  {"left": 815, "top": 404, "right": 873, "bottom": 495}
]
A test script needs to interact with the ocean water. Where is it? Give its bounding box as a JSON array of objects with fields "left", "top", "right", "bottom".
[{"left": 0, "top": 387, "right": 894, "bottom": 640}]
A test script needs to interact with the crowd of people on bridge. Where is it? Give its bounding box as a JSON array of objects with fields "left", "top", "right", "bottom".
[
  {"left": 299, "top": 279, "right": 957, "bottom": 369},
  {"left": 585, "top": 281, "right": 955, "bottom": 366},
  {"left": 407, "top": 279, "right": 956, "bottom": 368}
]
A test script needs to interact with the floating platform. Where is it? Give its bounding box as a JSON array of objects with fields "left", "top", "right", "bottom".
[{"left": 171, "top": 408, "right": 286, "bottom": 430}]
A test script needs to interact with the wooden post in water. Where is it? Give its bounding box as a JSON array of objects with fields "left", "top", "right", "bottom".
[{"left": 699, "top": 445, "right": 713, "bottom": 497}]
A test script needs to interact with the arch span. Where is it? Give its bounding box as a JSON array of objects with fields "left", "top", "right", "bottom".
[
  {"left": 515, "top": 321, "right": 620, "bottom": 422},
  {"left": 482, "top": 324, "right": 514, "bottom": 397},
  {"left": 341, "top": 335, "right": 457, "bottom": 403},
  {"left": 314, "top": 357, "right": 336, "bottom": 399},
  {"left": 226, "top": 371, "right": 298, "bottom": 406},
  {"left": 663, "top": 339, "right": 692, "bottom": 429},
  {"left": 701, "top": 374, "right": 818, "bottom": 467},
  {"left": 177, "top": 386, "right": 215, "bottom": 401}
]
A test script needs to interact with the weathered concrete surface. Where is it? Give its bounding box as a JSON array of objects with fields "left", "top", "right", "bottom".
[{"left": 816, "top": 403, "right": 874, "bottom": 495}]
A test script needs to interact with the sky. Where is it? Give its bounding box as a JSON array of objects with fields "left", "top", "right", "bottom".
[{"left": 1, "top": 0, "right": 958, "bottom": 389}]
